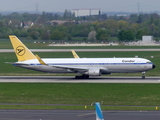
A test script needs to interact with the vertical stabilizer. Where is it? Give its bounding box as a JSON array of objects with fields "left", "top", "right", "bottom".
[
  {"left": 9, "top": 35, "right": 37, "bottom": 61},
  {"left": 71, "top": 50, "right": 80, "bottom": 58},
  {"left": 95, "top": 102, "right": 104, "bottom": 120}
]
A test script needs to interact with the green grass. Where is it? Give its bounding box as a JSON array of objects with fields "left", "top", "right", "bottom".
[
  {"left": 0, "top": 51, "right": 159, "bottom": 76},
  {"left": 0, "top": 83, "right": 160, "bottom": 108},
  {"left": 102, "top": 106, "right": 160, "bottom": 111},
  {"left": 0, "top": 105, "right": 88, "bottom": 110},
  {"left": 1, "top": 38, "right": 160, "bottom": 49},
  {"left": 0, "top": 105, "right": 159, "bottom": 111}
]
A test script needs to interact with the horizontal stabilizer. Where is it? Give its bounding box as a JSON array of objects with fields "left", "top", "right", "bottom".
[
  {"left": 71, "top": 50, "right": 80, "bottom": 58},
  {"left": 5, "top": 62, "right": 29, "bottom": 66},
  {"left": 35, "top": 54, "right": 47, "bottom": 65}
]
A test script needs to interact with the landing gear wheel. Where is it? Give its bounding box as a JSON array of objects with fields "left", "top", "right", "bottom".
[
  {"left": 75, "top": 76, "right": 82, "bottom": 79},
  {"left": 142, "top": 72, "right": 146, "bottom": 79},
  {"left": 75, "top": 75, "right": 89, "bottom": 79},
  {"left": 85, "top": 75, "right": 89, "bottom": 79},
  {"left": 75, "top": 76, "right": 80, "bottom": 79},
  {"left": 82, "top": 75, "right": 89, "bottom": 79}
]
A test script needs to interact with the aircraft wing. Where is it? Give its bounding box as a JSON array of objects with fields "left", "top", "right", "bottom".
[
  {"left": 51, "top": 65, "right": 88, "bottom": 73},
  {"left": 34, "top": 54, "right": 108, "bottom": 74},
  {"left": 35, "top": 54, "right": 87, "bottom": 73},
  {"left": 49, "top": 64, "right": 109, "bottom": 74}
]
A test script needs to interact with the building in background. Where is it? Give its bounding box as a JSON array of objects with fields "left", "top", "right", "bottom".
[
  {"left": 72, "top": 9, "right": 101, "bottom": 17},
  {"left": 142, "top": 36, "right": 154, "bottom": 43}
]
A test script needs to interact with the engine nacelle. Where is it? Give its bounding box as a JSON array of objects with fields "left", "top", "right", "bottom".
[{"left": 85, "top": 69, "right": 101, "bottom": 76}]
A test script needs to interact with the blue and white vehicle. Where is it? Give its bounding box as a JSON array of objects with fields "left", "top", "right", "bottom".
[{"left": 95, "top": 102, "right": 104, "bottom": 120}]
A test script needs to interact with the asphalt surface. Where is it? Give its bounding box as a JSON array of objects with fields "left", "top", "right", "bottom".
[
  {"left": 1, "top": 109, "right": 160, "bottom": 120},
  {"left": 0, "top": 76, "right": 160, "bottom": 120},
  {"left": 0, "top": 76, "right": 160, "bottom": 83},
  {"left": 1, "top": 49, "right": 160, "bottom": 52}
]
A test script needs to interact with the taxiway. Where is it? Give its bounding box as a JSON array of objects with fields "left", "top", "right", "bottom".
[
  {"left": 0, "top": 109, "right": 160, "bottom": 120},
  {"left": 0, "top": 76, "right": 160, "bottom": 83}
]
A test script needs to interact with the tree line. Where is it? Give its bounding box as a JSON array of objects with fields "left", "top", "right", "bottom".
[{"left": 0, "top": 11, "right": 160, "bottom": 42}]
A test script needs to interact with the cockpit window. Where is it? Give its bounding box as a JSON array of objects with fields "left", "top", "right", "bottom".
[{"left": 146, "top": 62, "right": 151, "bottom": 63}]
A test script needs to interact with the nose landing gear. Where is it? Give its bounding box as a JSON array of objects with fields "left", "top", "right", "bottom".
[{"left": 142, "top": 72, "right": 146, "bottom": 79}]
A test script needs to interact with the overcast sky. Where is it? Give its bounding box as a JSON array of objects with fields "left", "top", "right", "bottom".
[{"left": 0, "top": 0, "right": 160, "bottom": 13}]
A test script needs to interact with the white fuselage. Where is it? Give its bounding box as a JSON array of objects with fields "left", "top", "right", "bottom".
[{"left": 14, "top": 57, "right": 154, "bottom": 75}]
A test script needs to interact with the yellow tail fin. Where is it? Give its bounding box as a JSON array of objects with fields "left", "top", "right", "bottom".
[
  {"left": 71, "top": 50, "right": 80, "bottom": 58},
  {"left": 9, "top": 35, "right": 37, "bottom": 61}
]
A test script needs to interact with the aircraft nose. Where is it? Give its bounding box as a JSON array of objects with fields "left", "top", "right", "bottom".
[{"left": 152, "top": 64, "right": 156, "bottom": 69}]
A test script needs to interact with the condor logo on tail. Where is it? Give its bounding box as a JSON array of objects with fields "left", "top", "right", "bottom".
[
  {"left": 9, "top": 35, "right": 37, "bottom": 61},
  {"left": 16, "top": 46, "right": 25, "bottom": 56}
]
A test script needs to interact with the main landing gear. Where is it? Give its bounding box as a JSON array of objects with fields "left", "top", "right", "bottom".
[
  {"left": 75, "top": 75, "right": 89, "bottom": 79},
  {"left": 142, "top": 72, "right": 146, "bottom": 79}
]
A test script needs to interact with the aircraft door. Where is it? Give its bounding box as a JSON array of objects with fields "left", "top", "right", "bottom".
[{"left": 137, "top": 61, "right": 141, "bottom": 67}]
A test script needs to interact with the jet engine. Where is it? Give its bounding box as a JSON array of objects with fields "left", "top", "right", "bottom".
[{"left": 85, "top": 69, "right": 101, "bottom": 76}]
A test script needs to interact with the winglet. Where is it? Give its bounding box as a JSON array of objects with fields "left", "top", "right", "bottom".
[
  {"left": 71, "top": 50, "right": 80, "bottom": 58},
  {"left": 35, "top": 54, "right": 47, "bottom": 65},
  {"left": 9, "top": 35, "right": 37, "bottom": 61},
  {"left": 95, "top": 102, "right": 104, "bottom": 120}
]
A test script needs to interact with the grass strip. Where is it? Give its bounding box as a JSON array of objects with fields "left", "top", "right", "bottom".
[
  {"left": 1, "top": 39, "right": 160, "bottom": 49},
  {"left": 0, "top": 105, "right": 159, "bottom": 111},
  {"left": 0, "top": 83, "right": 160, "bottom": 106}
]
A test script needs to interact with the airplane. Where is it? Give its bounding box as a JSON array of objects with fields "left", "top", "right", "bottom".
[
  {"left": 8, "top": 35, "right": 156, "bottom": 79},
  {"left": 95, "top": 102, "right": 104, "bottom": 120}
]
